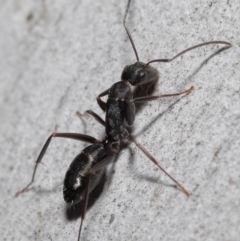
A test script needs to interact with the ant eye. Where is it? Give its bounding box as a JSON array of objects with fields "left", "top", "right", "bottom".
[{"left": 139, "top": 72, "right": 145, "bottom": 78}]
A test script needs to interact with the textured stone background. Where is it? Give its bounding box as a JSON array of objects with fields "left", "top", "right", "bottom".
[{"left": 0, "top": 0, "right": 239, "bottom": 241}]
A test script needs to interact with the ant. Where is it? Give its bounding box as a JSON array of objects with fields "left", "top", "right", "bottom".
[{"left": 15, "top": 0, "right": 232, "bottom": 240}]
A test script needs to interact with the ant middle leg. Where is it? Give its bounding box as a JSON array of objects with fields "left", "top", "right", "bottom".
[{"left": 15, "top": 133, "right": 100, "bottom": 197}]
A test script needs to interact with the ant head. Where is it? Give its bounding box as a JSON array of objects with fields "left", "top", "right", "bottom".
[{"left": 121, "top": 62, "right": 159, "bottom": 86}]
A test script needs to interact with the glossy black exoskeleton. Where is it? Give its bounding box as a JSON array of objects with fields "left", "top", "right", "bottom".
[{"left": 15, "top": 0, "right": 231, "bottom": 240}]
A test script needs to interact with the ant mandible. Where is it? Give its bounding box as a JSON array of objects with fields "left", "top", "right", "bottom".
[{"left": 15, "top": 0, "right": 232, "bottom": 240}]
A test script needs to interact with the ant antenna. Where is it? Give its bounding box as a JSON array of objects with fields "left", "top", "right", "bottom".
[
  {"left": 123, "top": 0, "right": 139, "bottom": 62},
  {"left": 146, "top": 41, "right": 232, "bottom": 65}
]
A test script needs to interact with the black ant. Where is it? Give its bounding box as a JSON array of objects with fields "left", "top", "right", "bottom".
[{"left": 15, "top": 0, "right": 232, "bottom": 240}]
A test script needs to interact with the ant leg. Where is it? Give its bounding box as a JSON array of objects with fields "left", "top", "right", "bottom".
[
  {"left": 78, "top": 171, "right": 92, "bottom": 241},
  {"left": 125, "top": 135, "right": 190, "bottom": 197},
  {"left": 76, "top": 110, "right": 105, "bottom": 127},
  {"left": 133, "top": 86, "right": 194, "bottom": 103},
  {"left": 15, "top": 133, "right": 100, "bottom": 197},
  {"left": 147, "top": 41, "right": 232, "bottom": 65},
  {"left": 97, "top": 88, "right": 109, "bottom": 112}
]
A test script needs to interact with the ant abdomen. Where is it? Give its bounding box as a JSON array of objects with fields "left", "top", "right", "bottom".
[{"left": 63, "top": 144, "right": 107, "bottom": 205}]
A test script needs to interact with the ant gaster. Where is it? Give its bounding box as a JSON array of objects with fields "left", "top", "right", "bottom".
[{"left": 15, "top": 0, "right": 232, "bottom": 240}]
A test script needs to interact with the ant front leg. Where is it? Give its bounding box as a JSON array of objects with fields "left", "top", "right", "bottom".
[
  {"left": 77, "top": 88, "right": 109, "bottom": 126},
  {"left": 132, "top": 86, "right": 194, "bottom": 103},
  {"left": 96, "top": 88, "right": 109, "bottom": 112},
  {"left": 15, "top": 133, "right": 100, "bottom": 197},
  {"left": 76, "top": 110, "right": 105, "bottom": 127}
]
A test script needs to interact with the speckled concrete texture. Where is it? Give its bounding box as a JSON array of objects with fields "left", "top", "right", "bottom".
[{"left": 0, "top": 0, "right": 239, "bottom": 241}]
